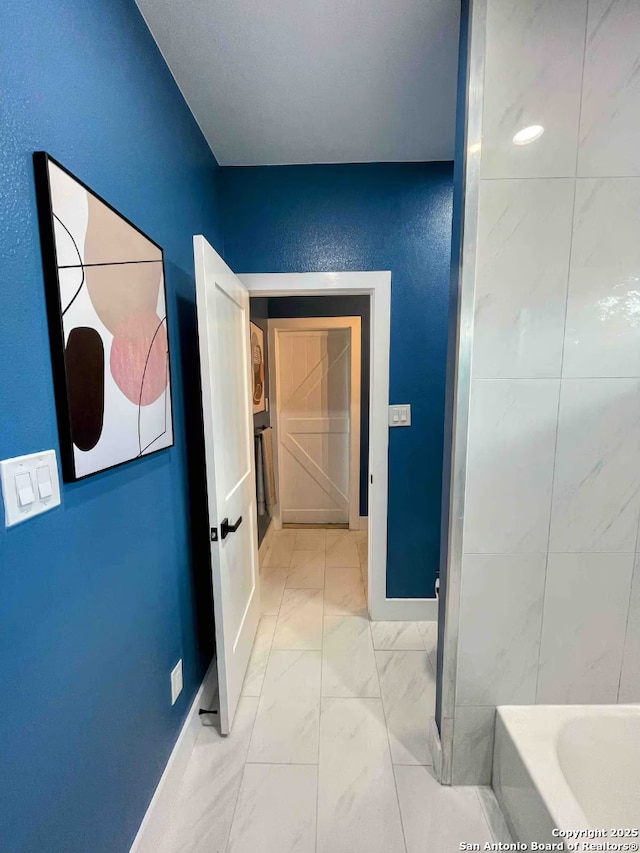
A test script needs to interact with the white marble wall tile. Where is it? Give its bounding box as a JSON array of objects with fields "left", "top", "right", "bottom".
[
  {"left": 473, "top": 179, "right": 574, "bottom": 379},
  {"left": 537, "top": 553, "right": 634, "bottom": 703},
  {"left": 375, "top": 650, "right": 435, "bottom": 765},
  {"left": 549, "top": 379, "right": 640, "bottom": 552},
  {"left": 457, "top": 555, "right": 546, "bottom": 705},
  {"left": 481, "top": 0, "right": 587, "bottom": 179},
  {"left": 273, "top": 588, "right": 324, "bottom": 649},
  {"left": 371, "top": 621, "right": 424, "bottom": 650},
  {"left": 286, "top": 549, "right": 326, "bottom": 589},
  {"left": 322, "top": 616, "right": 380, "bottom": 698},
  {"left": 563, "top": 179, "right": 640, "bottom": 378},
  {"left": 226, "top": 764, "right": 317, "bottom": 853},
  {"left": 247, "top": 649, "right": 321, "bottom": 764},
  {"left": 620, "top": 554, "right": 640, "bottom": 702},
  {"left": 394, "top": 765, "right": 492, "bottom": 853},
  {"left": 463, "top": 379, "right": 560, "bottom": 553},
  {"left": 159, "top": 697, "right": 258, "bottom": 853},
  {"left": 451, "top": 706, "right": 496, "bottom": 786},
  {"left": 317, "top": 697, "right": 405, "bottom": 853},
  {"left": 241, "top": 615, "right": 277, "bottom": 697},
  {"left": 578, "top": 0, "right": 640, "bottom": 178}
]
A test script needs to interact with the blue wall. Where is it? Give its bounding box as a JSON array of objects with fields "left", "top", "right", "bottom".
[
  {"left": 0, "top": 1, "right": 222, "bottom": 851},
  {"left": 219, "top": 164, "right": 454, "bottom": 598}
]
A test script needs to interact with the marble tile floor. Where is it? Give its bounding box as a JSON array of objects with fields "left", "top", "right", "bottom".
[{"left": 159, "top": 528, "right": 495, "bottom": 853}]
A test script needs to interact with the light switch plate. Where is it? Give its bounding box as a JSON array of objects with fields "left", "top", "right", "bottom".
[
  {"left": 0, "top": 450, "right": 61, "bottom": 527},
  {"left": 388, "top": 404, "right": 412, "bottom": 427}
]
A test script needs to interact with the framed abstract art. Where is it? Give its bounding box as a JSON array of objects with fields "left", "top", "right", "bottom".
[
  {"left": 250, "top": 321, "right": 266, "bottom": 414},
  {"left": 33, "top": 153, "right": 174, "bottom": 481}
]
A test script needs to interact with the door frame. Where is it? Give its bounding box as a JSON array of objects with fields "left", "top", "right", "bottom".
[
  {"left": 240, "top": 271, "right": 391, "bottom": 621},
  {"left": 269, "top": 316, "right": 362, "bottom": 531}
]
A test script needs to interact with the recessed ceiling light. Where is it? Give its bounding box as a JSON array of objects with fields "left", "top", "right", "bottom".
[{"left": 513, "top": 124, "right": 544, "bottom": 145}]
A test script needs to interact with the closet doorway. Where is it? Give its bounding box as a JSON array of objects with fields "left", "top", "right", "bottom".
[{"left": 270, "top": 317, "right": 361, "bottom": 531}]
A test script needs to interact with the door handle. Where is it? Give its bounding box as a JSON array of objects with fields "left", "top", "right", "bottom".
[{"left": 220, "top": 516, "right": 243, "bottom": 540}]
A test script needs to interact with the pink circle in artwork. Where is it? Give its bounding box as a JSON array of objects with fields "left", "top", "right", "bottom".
[{"left": 110, "top": 311, "right": 168, "bottom": 406}]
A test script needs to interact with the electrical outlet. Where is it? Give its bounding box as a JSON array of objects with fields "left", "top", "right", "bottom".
[{"left": 171, "top": 659, "right": 183, "bottom": 705}]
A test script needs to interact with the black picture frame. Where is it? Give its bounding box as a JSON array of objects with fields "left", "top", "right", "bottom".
[{"left": 33, "top": 152, "right": 175, "bottom": 482}]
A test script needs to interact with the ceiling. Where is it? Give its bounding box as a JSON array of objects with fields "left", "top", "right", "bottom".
[{"left": 135, "top": 0, "right": 460, "bottom": 167}]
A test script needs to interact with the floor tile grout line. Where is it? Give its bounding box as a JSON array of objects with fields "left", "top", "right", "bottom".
[
  {"left": 230, "top": 546, "right": 285, "bottom": 852},
  {"left": 249, "top": 543, "right": 292, "bottom": 756},
  {"left": 256, "top": 532, "right": 366, "bottom": 852},
  {"left": 318, "top": 531, "right": 364, "bottom": 850},
  {"left": 371, "top": 621, "right": 410, "bottom": 853},
  {"left": 315, "top": 578, "right": 326, "bottom": 853},
  {"left": 223, "top": 750, "right": 251, "bottom": 853},
  {"left": 241, "top": 759, "right": 319, "bottom": 766}
]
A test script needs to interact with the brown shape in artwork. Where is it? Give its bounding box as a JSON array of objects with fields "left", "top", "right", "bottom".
[
  {"left": 85, "top": 261, "right": 162, "bottom": 335},
  {"left": 84, "top": 193, "right": 162, "bottom": 265},
  {"left": 65, "top": 327, "right": 105, "bottom": 452}
]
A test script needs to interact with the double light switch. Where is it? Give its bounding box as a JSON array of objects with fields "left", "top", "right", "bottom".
[
  {"left": 388, "top": 404, "right": 411, "bottom": 427},
  {"left": 0, "top": 450, "right": 61, "bottom": 527}
]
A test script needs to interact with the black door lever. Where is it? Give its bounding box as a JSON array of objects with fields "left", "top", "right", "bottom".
[{"left": 220, "top": 516, "right": 243, "bottom": 540}]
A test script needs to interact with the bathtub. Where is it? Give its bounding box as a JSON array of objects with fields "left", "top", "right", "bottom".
[{"left": 493, "top": 705, "right": 640, "bottom": 845}]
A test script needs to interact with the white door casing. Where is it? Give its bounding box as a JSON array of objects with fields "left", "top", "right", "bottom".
[
  {"left": 193, "top": 235, "right": 260, "bottom": 734},
  {"left": 241, "top": 272, "right": 436, "bottom": 622},
  {"left": 272, "top": 318, "right": 361, "bottom": 530}
]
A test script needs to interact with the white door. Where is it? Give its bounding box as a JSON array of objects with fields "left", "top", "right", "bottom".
[
  {"left": 193, "top": 235, "right": 260, "bottom": 734},
  {"left": 273, "top": 319, "right": 361, "bottom": 529}
]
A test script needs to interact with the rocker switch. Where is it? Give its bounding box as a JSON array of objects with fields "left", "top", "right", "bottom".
[
  {"left": 16, "top": 472, "right": 34, "bottom": 507},
  {"left": 37, "top": 466, "right": 53, "bottom": 499}
]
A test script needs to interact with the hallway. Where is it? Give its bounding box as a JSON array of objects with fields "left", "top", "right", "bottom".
[{"left": 158, "top": 529, "right": 496, "bottom": 853}]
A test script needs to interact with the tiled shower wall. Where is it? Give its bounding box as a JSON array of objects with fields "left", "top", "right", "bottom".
[{"left": 451, "top": 0, "right": 640, "bottom": 784}]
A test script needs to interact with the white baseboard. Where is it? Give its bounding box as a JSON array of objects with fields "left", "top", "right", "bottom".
[
  {"left": 371, "top": 597, "right": 438, "bottom": 621},
  {"left": 129, "top": 658, "right": 218, "bottom": 853},
  {"left": 258, "top": 520, "right": 275, "bottom": 562},
  {"left": 359, "top": 516, "right": 368, "bottom": 531}
]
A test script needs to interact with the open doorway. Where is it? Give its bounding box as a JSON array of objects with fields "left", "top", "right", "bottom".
[
  {"left": 244, "top": 272, "right": 390, "bottom": 621},
  {"left": 252, "top": 301, "right": 368, "bottom": 621},
  {"left": 269, "top": 315, "right": 362, "bottom": 530}
]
